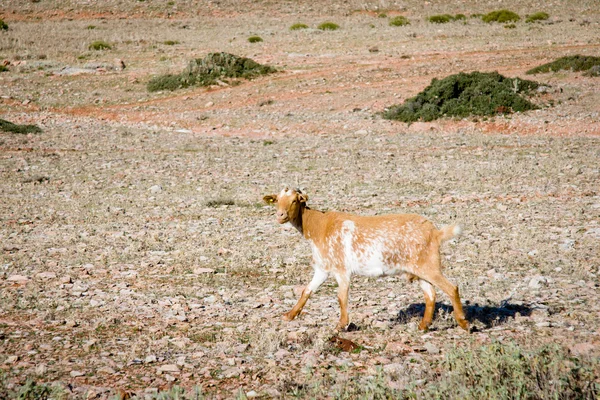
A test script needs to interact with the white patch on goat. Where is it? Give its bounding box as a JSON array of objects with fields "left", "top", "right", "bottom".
[
  {"left": 341, "top": 221, "right": 392, "bottom": 277},
  {"left": 419, "top": 279, "right": 435, "bottom": 300}
]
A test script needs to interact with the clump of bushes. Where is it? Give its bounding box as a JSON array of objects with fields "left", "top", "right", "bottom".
[
  {"left": 526, "top": 55, "right": 600, "bottom": 74},
  {"left": 147, "top": 52, "right": 276, "bottom": 92},
  {"left": 389, "top": 16, "right": 410, "bottom": 26},
  {"left": 0, "top": 65, "right": 8, "bottom": 72},
  {"left": 0, "top": 119, "right": 42, "bottom": 134},
  {"left": 482, "top": 9, "right": 520, "bottom": 23},
  {"left": 318, "top": 22, "right": 340, "bottom": 31},
  {"left": 526, "top": 12, "right": 550, "bottom": 23},
  {"left": 382, "top": 71, "right": 539, "bottom": 123},
  {"left": 163, "top": 40, "right": 179, "bottom": 45},
  {"left": 0, "top": 19, "right": 8, "bottom": 31},
  {"left": 247, "top": 36, "right": 263, "bottom": 43},
  {"left": 290, "top": 23, "right": 309, "bottom": 30},
  {"left": 428, "top": 14, "right": 466, "bottom": 24},
  {"left": 584, "top": 65, "right": 600, "bottom": 77},
  {"left": 88, "top": 40, "right": 112, "bottom": 50}
]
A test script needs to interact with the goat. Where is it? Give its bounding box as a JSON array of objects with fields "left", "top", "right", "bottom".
[{"left": 263, "top": 188, "right": 469, "bottom": 331}]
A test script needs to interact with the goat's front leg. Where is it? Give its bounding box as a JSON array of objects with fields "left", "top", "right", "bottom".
[
  {"left": 283, "top": 268, "right": 328, "bottom": 322},
  {"left": 335, "top": 274, "right": 350, "bottom": 331}
]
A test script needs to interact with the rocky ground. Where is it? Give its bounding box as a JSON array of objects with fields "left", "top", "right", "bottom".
[{"left": 1, "top": 1, "right": 599, "bottom": 398}]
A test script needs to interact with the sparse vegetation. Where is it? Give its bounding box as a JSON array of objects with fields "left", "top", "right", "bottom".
[
  {"left": 247, "top": 36, "right": 263, "bottom": 43},
  {"left": 389, "top": 16, "right": 410, "bottom": 27},
  {"left": 421, "top": 342, "right": 599, "bottom": 399},
  {"left": 383, "top": 71, "right": 539, "bottom": 123},
  {"left": 526, "top": 55, "right": 600, "bottom": 74},
  {"left": 0, "top": 65, "right": 8, "bottom": 72},
  {"left": 88, "top": 40, "right": 112, "bottom": 50},
  {"left": 584, "top": 65, "right": 600, "bottom": 77},
  {"left": 505, "top": 23, "right": 517, "bottom": 29},
  {"left": 290, "top": 23, "right": 309, "bottom": 31},
  {"left": 317, "top": 22, "right": 340, "bottom": 31},
  {"left": 163, "top": 40, "right": 179, "bottom": 45},
  {"left": 482, "top": 9, "right": 521, "bottom": 23},
  {"left": 0, "top": 19, "right": 8, "bottom": 31},
  {"left": 147, "top": 52, "right": 276, "bottom": 92},
  {"left": 86, "top": 25, "right": 96, "bottom": 30},
  {"left": 526, "top": 12, "right": 550, "bottom": 23},
  {"left": 0, "top": 119, "right": 43, "bottom": 134},
  {"left": 205, "top": 198, "right": 235, "bottom": 207},
  {"left": 428, "top": 14, "right": 466, "bottom": 24},
  {"left": 428, "top": 14, "right": 454, "bottom": 24}
]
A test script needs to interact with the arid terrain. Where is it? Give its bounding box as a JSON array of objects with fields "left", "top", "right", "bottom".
[{"left": 1, "top": 0, "right": 599, "bottom": 398}]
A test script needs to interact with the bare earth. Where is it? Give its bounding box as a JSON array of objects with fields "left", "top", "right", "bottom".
[{"left": 1, "top": 0, "right": 599, "bottom": 398}]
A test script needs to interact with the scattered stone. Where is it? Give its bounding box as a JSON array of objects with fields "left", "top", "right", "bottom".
[
  {"left": 529, "top": 275, "right": 548, "bottom": 289},
  {"left": 145, "top": 355, "right": 157, "bottom": 363},
  {"left": 7, "top": 275, "right": 28, "bottom": 283},
  {"left": 423, "top": 342, "right": 440, "bottom": 354},
  {"left": 5, "top": 356, "right": 19, "bottom": 364},
  {"left": 569, "top": 342, "right": 596, "bottom": 356},
  {"left": 193, "top": 267, "right": 215, "bottom": 274},
  {"left": 246, "top": 390, "right": 258, "bottom": 398},
  {"left": 149, "top": 185, "right": 162, "bottom": 194},
  {"left": 97, "top": 366, "right": 116, "bottom": 375},
  {"left": 35, "top": 364, "right": 47, "bottom": 375},
  {"left": 36, "top": 272, "right": 56, "bottom": 280},
  {"left": 158, "top": 364, "right": 179, "bottom": 374},
  {"left": 70, "top": 370, "right": 85, "bottom": 377}
]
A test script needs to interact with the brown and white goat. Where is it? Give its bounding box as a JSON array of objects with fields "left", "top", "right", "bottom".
[{"left": 264, "top": 188, "right": 469, "bottom": 331}]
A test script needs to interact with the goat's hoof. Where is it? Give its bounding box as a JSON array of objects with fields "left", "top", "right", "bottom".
[
  {"left": 282, "top": 312, "right": 294, "bottom": 322},
  {"left": 418, "top": 323, "right": 430, "bottom": 332},
  {"left": 458, "top": 320, "right": 470, "bottom": 332}
]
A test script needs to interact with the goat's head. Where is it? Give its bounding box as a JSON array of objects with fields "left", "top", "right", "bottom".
[{"left": 263, "top": 187, "right": 309, "bottom": 224}]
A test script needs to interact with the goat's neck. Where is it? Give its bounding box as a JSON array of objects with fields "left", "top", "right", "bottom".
[{"left": 290, "top": 207, "right": 325, "bottom": 239}]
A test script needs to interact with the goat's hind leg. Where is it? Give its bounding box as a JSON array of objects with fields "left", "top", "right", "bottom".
[
  {"left": 418, "top": 279, "right": 436, "bottom": 331},
  {"left": 283, "top": 268, "right": 328, "bottom": 322}
]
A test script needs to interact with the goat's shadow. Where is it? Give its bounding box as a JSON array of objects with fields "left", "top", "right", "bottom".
[{"left": 394, "top": 301, "right": 533, "bottom": 330}]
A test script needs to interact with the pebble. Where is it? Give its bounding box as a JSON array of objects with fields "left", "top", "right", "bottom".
[
  {"left": 70, "top": 370, "right": 85, "bottom": 377},
  {"left": 158, "top": 364, "right": 179, "bottom": 373},
  {"left": 149, "top": 185, "right": 162, "bottom": 194},
  {"left": 7, "top": 275, "right": 28, "bottom": 283},
  {"left": 528, "top": 276, "right": 547, "bottom": 289},
  {"left": 423, "top": 342, "right": 440, "bottom": 355}
]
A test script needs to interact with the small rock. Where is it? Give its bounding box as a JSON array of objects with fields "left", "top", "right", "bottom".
[
  {"left": 423, "top": 342, "right": 440, "bottom": 355},
  {"left": 164, "top": 374, "right": 176, "bottom": 382},
  {"left": 97, "top": 366, "right": 116, "bottom": 374},
  {"left": 559, "top": 239, "right": 575, "bottom": 251},
  {"left": 246, "top": 390, "right": 258, "bottom": 398},
  {"left": 5, "top": 356, "right": 19, "bottom": 364},
  {"left": 145, "top": 355, "right": 157, "bottom": 364},
  {"left": 496, "top": 203, "right": 508, "bottom": 211},
  {"left": 149, "top": 185, "right": 162, "bottom": 194},
  {"left": 204, "top": 295, "right": 217, "bottom": 304},
  {"left": 205, "top": 101, "right": 214, "bottom": 108},
  {"left": 7, "top": 275, "right": 29, "bottom": 283},
  {"left": 222, "top": 366, "right": 241, "bottom": 378},
  {"left": 528, "top": 275, "right": 547, "bottom": 289},
  {"left": 35, "top": 364, "right": 47, "bottom": 375},
  {"left": 70, "top": 370, "right": 85, "bottom": 377},
  {"left": 383, "top": 363, "right": 403, "bottom": 374},
  {"left": 36, "top": 272, "right": 56, "bottom": 280},
  {"left": 537, "top": 86, "right": 550, "bottom": 94},
  {"left": 527, "top": 250, "right": 538, "bottom": 257},
  {"left": 193, "top": 267, "right": 215, "bottom": 274},
  {"left": 60, "top": 276, "right": 72, "bottom": 284},
  {"left": 158, "top": 364, "right": 179, "bottom": 374}
]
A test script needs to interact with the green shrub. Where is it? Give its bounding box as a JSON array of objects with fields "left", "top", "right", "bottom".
[
  {"left": 163, "top": 40, "right": 179, "bottom": 45},
  {"left": 428, "top": 14, "right": 453, "bottom": 24},
  {"left": 247, "top": 36, "right": 263, "bottom": 43},
  {"left": 147, "top": 52, "right": 276, "bottom": 92},
  {"left": 290, "top": 23, "right": 309, "bottom": 30},
  {"left": 526, "top": 12, "right": 550, "bottom": 23},
  {"left": 0, "top": 119, "right": 43, "bottom": 134},
  {"left": 382, "top": 71, "right": 539, "bottom": 123},
  {"left": 389, "top": 16, "right": 410, "bottom": 26},
  {"left": 454, "top": 14, "right": 467, "bottom": 20},
  {"left": 526, "top": 55, "right": 600, "bottom": 74},
  {"left": 482, "top": 9, "right": 520, "bottom": 23},
  {"left": 377, "top": 13, "right": 387, "bottom": 18},
  {"left": 504, "top": 23, "right": 517, "bottom": 29},
  {"left": 86, "top": 25, "right": 96, "bottom": 30},
  {"left": 88, "top": 40, "right": 112, "bottom": 50},
  {"left": 0, "top": 65, "right": 8, "bottom": 72},
  {"left": 0, "top": 19, "right": 8, "bottom": 31},
  {"left": 318, "top": 22, "right": 340, "bottom": 31}
]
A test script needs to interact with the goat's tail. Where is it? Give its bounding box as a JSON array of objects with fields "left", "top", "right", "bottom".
[{"left": 438, "top": 224, "right": 462, "bottom": 243}]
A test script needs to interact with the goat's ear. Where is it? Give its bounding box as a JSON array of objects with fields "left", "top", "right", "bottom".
[
  {"left": 298, "top": 193, "right": 309, "bottom": 203},
  {"left": 263, "top": 194, "right": 278, "bottom": 205}
]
